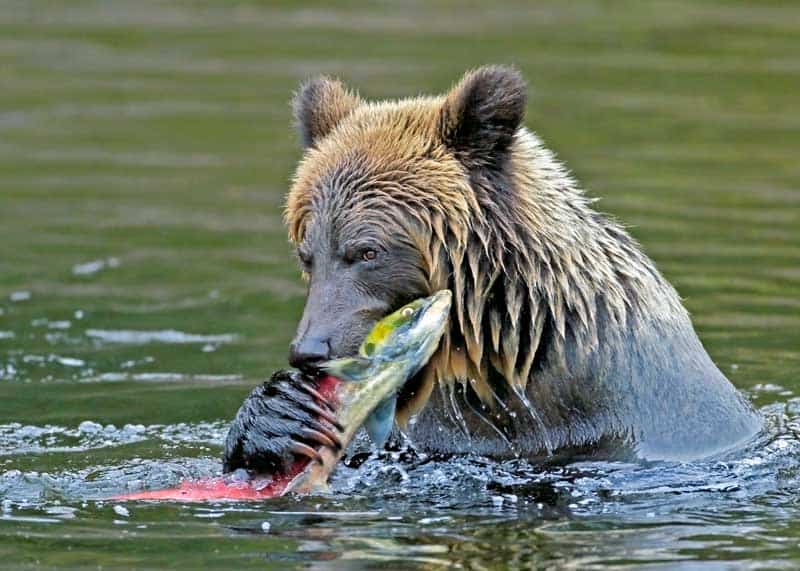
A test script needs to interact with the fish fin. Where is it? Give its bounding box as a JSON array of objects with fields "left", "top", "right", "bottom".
[
  {"left": 320, "top": 357, "right": 371, "bottom": 382},
  {"left": 365, "top": 395, "right": 397, "bottom": 448}
]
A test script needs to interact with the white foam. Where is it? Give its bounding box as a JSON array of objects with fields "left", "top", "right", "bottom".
[
  {"left": 71, "top": 257, "right": 120, "bottom": 276},
  {"left": 84, "top": 372, "right": 243, "bottom": 383},
  {"left": 85, "top": 329, "right": 237, "bottom": 345},
  {"left": 50, "top": 355, "right": 85, "bottom": 367},
  {"left": 0, "top": 420, "right": 228, "bottom": 456},
  {"left": 9, "top": 291, "right": 31, "bottom": 302},
  {"left": 113, "top": 505, "right": 130, "bottom": 517}
]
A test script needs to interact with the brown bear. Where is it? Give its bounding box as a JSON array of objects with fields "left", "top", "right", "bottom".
[{"left": 227, "top": 66, "right": 761, "bottom": 471}]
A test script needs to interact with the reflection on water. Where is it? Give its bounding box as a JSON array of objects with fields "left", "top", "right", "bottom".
[
  {"left": 1, "top": 400, "right": 800, "bottom": 569},
  {"left": 1, "top": 0, "right": 799, "bottom": 568}
]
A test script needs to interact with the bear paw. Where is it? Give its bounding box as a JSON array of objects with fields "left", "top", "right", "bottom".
[{"left": 222, "top": 369, "right": 343, "bottom": 474}]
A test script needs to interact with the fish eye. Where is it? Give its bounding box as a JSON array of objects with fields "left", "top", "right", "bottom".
[{"left": 401, "top": 306, "right": 415, "bottom": 318}]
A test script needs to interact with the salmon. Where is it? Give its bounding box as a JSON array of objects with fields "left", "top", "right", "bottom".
[{"left": 116, "top": 290, "right": 451, "bottom": 501}]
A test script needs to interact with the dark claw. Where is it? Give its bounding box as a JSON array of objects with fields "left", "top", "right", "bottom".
[
  {"left": 290, "top": 441, "right": 324, "bottom": 464},
  {"left": 298, "top": 382, "right": 336, "bottom": 411},
  {"left": 312, "top": 422, "right": 343, "bottom": 450},
  {"left": 298, "top": 426, "right": 341, "bottom": 450},
  {"left": 223, "top": 369, "right": 342, "bottom": 475},
  {"left": 299, "top": 400, "right": 344, "bottom": 431}
]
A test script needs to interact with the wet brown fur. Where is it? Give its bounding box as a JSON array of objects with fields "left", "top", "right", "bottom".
[{"left": 284, "top": 67, "right": 760, "bottom": 460}]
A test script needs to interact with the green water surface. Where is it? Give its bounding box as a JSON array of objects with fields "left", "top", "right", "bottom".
[{"left": 1, "top": 1, "right": 799, "bottom": 569}]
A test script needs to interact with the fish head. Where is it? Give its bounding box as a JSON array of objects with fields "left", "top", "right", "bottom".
[
  {"left": 359, "top": 290, "right": 452, "bottom": 375},
  {"left": 323, "top": 290, "right": 451, "bottom": 382},
  {"left": 320, "top": 290, "right": 451, "bottom": 447}
]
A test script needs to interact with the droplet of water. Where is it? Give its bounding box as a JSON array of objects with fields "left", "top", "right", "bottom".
[
  {"left": 113, "top": 505, "right": 130, "bottom": 517},
  {"left": 9, "top": 291, "right": 31, "bottom": 302},
  {"left": 78, "top": 421, "right": 102, "bottom": 434}
]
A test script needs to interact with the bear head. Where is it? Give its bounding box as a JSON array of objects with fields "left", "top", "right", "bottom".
[{"left": 285, "top": 66, "right": 539, "bottom": 422}]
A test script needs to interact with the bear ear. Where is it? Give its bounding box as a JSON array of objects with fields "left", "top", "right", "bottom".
[
  {"left": 439, "top": 65, "right": 527, "bottom": 168},
  {"left": 293, "top": 77, "right": 361, "bottom": 149}
]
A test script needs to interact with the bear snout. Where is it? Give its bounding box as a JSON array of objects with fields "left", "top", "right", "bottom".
[{"left": 288, "top": 335, "right": 331, "bottom": 371}]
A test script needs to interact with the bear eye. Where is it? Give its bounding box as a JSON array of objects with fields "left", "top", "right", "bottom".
[{"left": 343, "top": 244, "right": 382, "bottom": 265}]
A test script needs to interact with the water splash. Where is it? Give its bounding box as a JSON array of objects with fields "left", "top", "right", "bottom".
[
  {"left": 0, "top": 399, "right": 798, "bottom": 570},
  {"left": 0, "top": 420, "right": 227, "bottom": 457},
  {"left": 511, "top": 385, "right": 555, "bottom": 456}
]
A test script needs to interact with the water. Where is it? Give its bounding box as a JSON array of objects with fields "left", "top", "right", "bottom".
[{"left": 1, "top": 0, "right": 799, "bottom": 568}]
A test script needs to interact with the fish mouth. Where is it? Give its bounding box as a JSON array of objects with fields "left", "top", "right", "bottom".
[
  {"left": 305, "top": 290, "right": 451, "bottom": 381},
  {"left": 417, "top": 290, "right": 452, "bottom": 332},
  {"left": 297, "top": 361, "right": 330, "bottom": 378},
  {"left": 412, "top": 289, "right": 451, "bottom": 335}
]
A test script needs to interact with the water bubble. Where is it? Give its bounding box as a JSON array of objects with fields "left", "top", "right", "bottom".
[
  {"left": 78, "top": 421, "right": 103, "bottom": 434},
  {"left": 46, "top": 506, "right": 77, "bottom": 519},
  {"left": 86, "top": 329, "right": 237, "bottom": 345},
  {"left": 72, "top": 257, "right": 120, "bottom": 276},
  {"left": 50, "top": 355, "right": 84, "bottom": 368},
  {"left": 113, "top": 505, "right": 130, "bottom": 517},
  {"left": 229, "top": 469, "right": 250, "bottom": 483},
  {"left": 0, "top": 363, "right": 17, "bottom": 379},
  {"left": 122, "top": 424, "right": 146, "bottom": 435},
  {"left": 753, "top": 383, "right": 786, "bottom": 393},
  {"left": 419, "top": 516, "right": 451, "bottom": 525}
]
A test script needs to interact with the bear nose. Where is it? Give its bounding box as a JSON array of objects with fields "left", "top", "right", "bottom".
[{"left": 288, "top": 336, "right": 331, "bottom": 371}]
